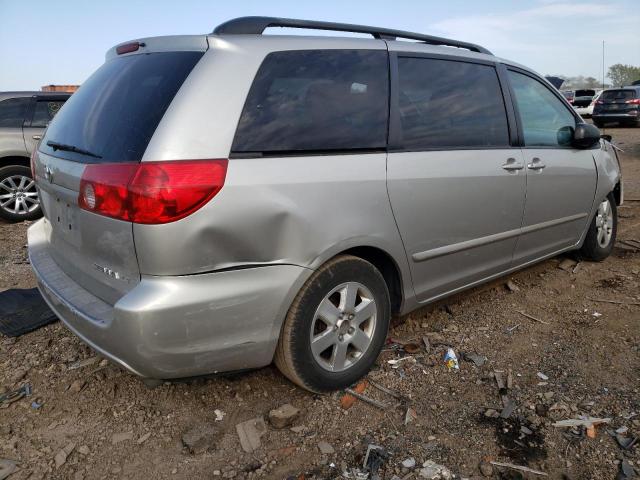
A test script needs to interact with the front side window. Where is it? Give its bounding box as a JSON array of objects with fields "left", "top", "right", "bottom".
[
  {"left": 0, "top": 97, "right": 30, "bottom": 128},
  {"left": 397, "top": 57, "right": 509, "bottom": 149},
  {"left": 508, "top": 71, "right": 576, "bottom": 147},
  {"left": 31, "top": 100, "right": 66, "bottom": 127},
  {"left": 232, "top": 50, "right": 389, "bottom": 154}
]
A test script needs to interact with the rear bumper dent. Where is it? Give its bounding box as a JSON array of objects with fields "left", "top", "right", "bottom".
[{"left": 28, "top": 220, "right": 311, "bottom": 379}]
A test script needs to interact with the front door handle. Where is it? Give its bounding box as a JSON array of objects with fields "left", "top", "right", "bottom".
[
  {"left": 32, "top": 135, "right": 42, "bottom": 140},
  {"left": 502, "top": 158, "right": 524, "bottom": 171},
  {"left": 527, "top": 158, "right": 546, "bottom": 170}
]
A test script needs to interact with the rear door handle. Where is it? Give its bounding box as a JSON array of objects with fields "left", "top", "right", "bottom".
[
  {"left": 527, "top": 158, "right": 546, "bottom": 170},
  {"left": 32, "top": 135, "right": 42, "bottom": 140},
  {"left": 502, "top": 158, "right": 524, "bottom": 171}
]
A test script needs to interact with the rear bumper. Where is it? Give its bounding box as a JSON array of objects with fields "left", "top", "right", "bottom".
[
  {"left": 593, "top": 113, "right": 638, "bottom": 121},
  {"left": 28, "top": 220, "right": 311, "bottom": 379}
]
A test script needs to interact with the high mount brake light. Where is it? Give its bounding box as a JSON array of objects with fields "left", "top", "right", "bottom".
[
  {"left": 116, "top": 42, "right": 145, "bottom": 55},
  {"left": 78, "top": 159, "right": 228, "bottom": 224}
]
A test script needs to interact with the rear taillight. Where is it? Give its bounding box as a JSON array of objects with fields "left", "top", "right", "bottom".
[
  {"left": 78, "top": 159, "right": 228, "bottom": 224},
  {"left": 625, "top": 98, "right": 640, "bottom": 105},
  {"left": 596, "top": 100, "right": 604, "bottom": 105},
  {"left": 30, "top": 149, "right": 37, "bottom": 179}
]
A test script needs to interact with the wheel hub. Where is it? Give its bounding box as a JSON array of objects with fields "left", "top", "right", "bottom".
[
  {"left": 0, "top": 174, "right": 39, "bottom": 216},
  {"left": 310, "top": 282, "right": 377, "bottom": 372}
]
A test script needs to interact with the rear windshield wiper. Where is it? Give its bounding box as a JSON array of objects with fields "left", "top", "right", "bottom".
[{"left": 46, "top": 141, "right": 102, "bottom": 159}]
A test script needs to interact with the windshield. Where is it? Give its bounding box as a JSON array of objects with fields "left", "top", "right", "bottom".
[{"left": 41, "top": 51, "right": 203, "bottom": 163}]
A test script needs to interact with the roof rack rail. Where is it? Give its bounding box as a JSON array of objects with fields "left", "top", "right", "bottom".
[{"left": 212, "top": 16, "right": 493, "bottom": 55}]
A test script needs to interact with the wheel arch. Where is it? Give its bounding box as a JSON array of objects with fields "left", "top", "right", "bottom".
[{"left": 0, "top": 156, "right": 30, "bottom": 169}]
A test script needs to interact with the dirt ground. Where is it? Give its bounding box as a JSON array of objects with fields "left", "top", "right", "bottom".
[{"left": 1, "top": 125, "right": 639, "bottom": 480}]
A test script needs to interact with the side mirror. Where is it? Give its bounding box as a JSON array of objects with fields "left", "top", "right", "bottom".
[{"left": 572, "top": 123, "right": 601, "bottom": 149}]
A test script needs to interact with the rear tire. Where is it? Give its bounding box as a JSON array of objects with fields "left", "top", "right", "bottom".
[
  {"left": 579, "top": 194, "right": 617, "bottom": 261},
  {"left": 0, "top": 165, "right": 42, "bottom": 222},
  {"left": 274, "top": 255, "right": 390, "bottom": 393}
]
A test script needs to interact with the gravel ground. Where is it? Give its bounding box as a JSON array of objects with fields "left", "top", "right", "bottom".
[{"left": 1, "top": 125, "right": 639, "bottom": 480}]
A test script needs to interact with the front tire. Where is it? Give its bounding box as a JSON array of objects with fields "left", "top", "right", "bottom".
[
  {"left": 275, "top": 255, "right": 390, "bottom": 393},
  {"left": 580, "top": 194, "right": 617, "bottom": 261},
  {"left": 0, "top": 165, "right": 42, "bottom": 222}
]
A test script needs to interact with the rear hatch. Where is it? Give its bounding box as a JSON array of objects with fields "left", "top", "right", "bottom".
[
  {"left": 34, "top": 40, "right": 205, "bottom": 305},
  {"left": 572, "top": 89, "right": 596, "bottom": 107},
  {"left": 598, "top": 89, "right": 638, "bottom": 114}
]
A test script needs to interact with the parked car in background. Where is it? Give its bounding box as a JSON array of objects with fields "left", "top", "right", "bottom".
[
  {"left": 28, "top": 17, "right": 622, "bottom": 393},
  {"left": 593, "top": 86, "right": 640, "bottom": 127},
  {"left": 0, "top": 91, "right": 70, "bottom": 221},
  {"left": 575, "top": 90, "right": 602, "bottom": 118}
]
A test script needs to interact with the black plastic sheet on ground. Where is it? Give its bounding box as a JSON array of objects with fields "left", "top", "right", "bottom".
[{"left": 0, "top": 288, "right": 58, "bottom": 337}]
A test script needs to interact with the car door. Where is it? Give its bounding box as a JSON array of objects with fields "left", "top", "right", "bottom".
[
  {"left": 506, "top": 69, "right": 597, "bottom": 264},
  {"left": 23, "top": 96, "right": 67, "bottom": 154},
  {"left": 386, "top": 52, "right": 526, "bottom": 303}
]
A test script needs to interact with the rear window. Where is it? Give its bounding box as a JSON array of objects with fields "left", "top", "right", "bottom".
[
  {"left": 574, "top": 89, "right": 595, "bottom": 98},
  {"left": 602, "top": 89, "right": 636, "bottom": 101},
  {"left": 41, "top": 51, "right": 203, "bottom": 163},
  {"left": 31, "top": 100, "right": 66, "bottom": 127},
  {"left": 0, "top": 97, "right": 30, "bottom": 128},
  {"left": 232, "top": 50, "right": 389, "bottom": 155}
]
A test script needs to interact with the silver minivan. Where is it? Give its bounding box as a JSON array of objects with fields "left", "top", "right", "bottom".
[{"left": 28, "top": 17, "right": 622, "bottom": 392}]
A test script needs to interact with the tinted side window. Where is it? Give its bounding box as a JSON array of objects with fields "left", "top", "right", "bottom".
[
  {"left": 397, "top": 58, "right": 509, "bottom": 149},
  {"left": 232, "top": 50, "right": 389, "bottom": 154},
  {"left": 31, "top": 100, "right": 66, "bottom": 127},
  {"left": 0, "top": 97, "right": 30, "bottom": 128},
  {"left": 508, "top": 71, "right": 576, "bottom": 147}
]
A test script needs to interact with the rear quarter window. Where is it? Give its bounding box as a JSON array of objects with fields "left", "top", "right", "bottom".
[
  {"left": 232, "top": 50, "right": 389, "bottom": 154},
  {"left": 41, "top": 51, "right": 203, "bottom": 163}
]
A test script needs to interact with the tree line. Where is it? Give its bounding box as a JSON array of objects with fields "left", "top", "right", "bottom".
[{"left": 550, "top": 64, "right": 640, "bottom": 90}]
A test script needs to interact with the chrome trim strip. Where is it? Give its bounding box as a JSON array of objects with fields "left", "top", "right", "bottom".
[{"left": 412, "top": 212, "right": 588, "bottom": 262}]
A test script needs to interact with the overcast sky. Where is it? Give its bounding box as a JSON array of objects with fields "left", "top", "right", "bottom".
[{"left": 1, "top": 0, "right": 638, "bottom": 90}]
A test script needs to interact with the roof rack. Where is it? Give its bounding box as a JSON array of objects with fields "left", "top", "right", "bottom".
[{"left": 212, "top": 16, "right": 493, "bottom": 55}]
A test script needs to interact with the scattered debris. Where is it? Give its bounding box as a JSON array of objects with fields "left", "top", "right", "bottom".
[
  {"left": 0, "top": 383, "right": 31, "bottom": 406},
  {"left": 490, "top": 460, "right": 547, "bottom": 476},
  {"left": 517, "top": 310, "right": 550, "bottom": 325},
  {"left": 558, "top": 258, "right": 577, "bottom": 271},
  {"left": 268, "top": 404, "right": 301, "bottom": 429},
  {"left": 111, "top": 431, "right": 133, "bottom": 444},
  {"left": 619, "top": 459, "right": 637, "bottom": 479},
  {"left": 461, "top": 352, "right": 486, "bottom": 367},
  {"left": 341, "top": 381, "right": 368, "bottom": 410},
  {"left": 68, "top": 357, "right": 98, "bottom": 370},
  {"left": 419, "top": 460, "right": 452, "bottom": 479},
  {"left": 402, "top": 458, "right": 416, "bottom": 469},
  {"left": 137, "top": 432, "right": 151, "bottom": 445},
  {"left": 0, "top": 459, "right": 16, "bottom": 480},
  {"left": 363, "top": 444, "right": 388, "bottom": 477},
  {"left": 615, "top": 434, "right": 638, "bottom": 450},
  {"left": 500, "top": 399, "right": 517, "bottom": 419},
  {"left": 69, "top": 379, "right": 86, "bottom": 394},
  {"left": 182, "top": 425, "right": 218, "bottom": 454},
  {"left": 537, "top": 372, "right": 549, "bottom": 381},
  {"left": 592, "top": 311, "right": 603, "bottom": 318},
  {"left": 590, "top": 297, "right": 640, "bottom": 306},
  {"left": 422, "top": 336, "right": 431, "bottom": 353},
  {"left": 236, "top": 417, "right": 267, "bottom": 453},
  {"left": 214, "top": 409, "right": 225, "bottom": 422},
  {"left": 368, "top": 379, "right": 403, "bottom": 400},
  {"left": 479, "top": 460, "right": 493, "bottom": 477},
  {"left": 77, "top": 445, "right": 90, "bottom": 455},
  {"left": 317, "top": 441, "right": 335, "bottom": 455},
  {"left": 443, "top": 348, "right": 459, "bottom": 370},
  {"left": 344, "top": 388, "right": 388, "bottom": 410},
  {"left": 552, "top": 416, "right": 611, "bottom": 429},
  {"left": 30, "top": 399, "right": 43, "bottom": 410},
  {"left": 54, "top": 442, "right": 75, "bottom": 468},
  {"left": 403, "top": 342, "right": 421, "bottom": 354},
  {"left": 404, "top": 407, "right": 418, "bottom": 425},
  {"left": 506, "top": 280, "right": 520, "bottom": 292}
]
